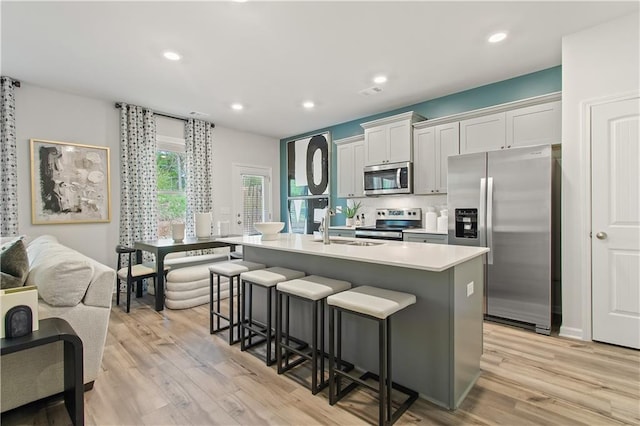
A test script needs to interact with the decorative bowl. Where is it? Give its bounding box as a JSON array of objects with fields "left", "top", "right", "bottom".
[{"left": 254, "top": 222, "right": 285, "bottom": 240}]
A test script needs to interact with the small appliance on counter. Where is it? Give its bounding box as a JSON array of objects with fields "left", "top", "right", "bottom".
[{"left": 355, "top": 208, "right": 422, "bottom": 240}]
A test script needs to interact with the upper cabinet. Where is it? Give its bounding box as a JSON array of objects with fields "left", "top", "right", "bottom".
[
  {"left": 361, "top": 111, "right": 426, "bottom": 166},
  {"left": 459, "top": 112, "right": 506, "bottom": 154},
  {"left": 335, "top": 135, "right": 365, "bottom": 198},
  {"left": 506, "top": 101, "right": 561, "bottom": 148},
  {"left": 460, "top": 100, "right": 561, "bottom": 154},
  {"left": 414, "top": 122, "right": 460, "bottom": 194}
]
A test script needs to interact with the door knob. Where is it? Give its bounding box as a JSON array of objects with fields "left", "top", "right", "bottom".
[{"left": 596, "top": 232, "right": 607, "bottom": 240}]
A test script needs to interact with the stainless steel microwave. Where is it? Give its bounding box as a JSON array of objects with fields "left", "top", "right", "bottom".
[{"left": 363, "top": 161, "right": 413, "bottom": 196}]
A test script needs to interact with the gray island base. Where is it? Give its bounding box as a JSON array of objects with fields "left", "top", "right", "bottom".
[{"left": 219, "top": 234, "right": 488, "bottom": 410}]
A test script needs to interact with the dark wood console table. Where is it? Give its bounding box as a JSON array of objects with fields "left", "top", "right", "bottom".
[{"left": 1, "top": 318, "right": 84, "bottom": 425}]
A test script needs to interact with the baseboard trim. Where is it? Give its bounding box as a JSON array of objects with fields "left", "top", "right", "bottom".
[{"left": 559, "top": 326, "right": 584, "bottom": 340}]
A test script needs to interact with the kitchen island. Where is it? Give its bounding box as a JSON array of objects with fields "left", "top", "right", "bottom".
[{"left": 218, "top": 234, "right": 488, "bottom": 410}]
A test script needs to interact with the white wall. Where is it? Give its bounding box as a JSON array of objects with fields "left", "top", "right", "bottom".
[
  {"left": 561, "top": 14, "right": 640, "bottom": 339},
  {"left": 14, "top": 84, "right": 280, "bottom": 267},
  {"left": 211, "top": 126, "right": 280, "bottom": 229},
  {"left": 15, "top": 84, "right": 120, "bottom": 266}
]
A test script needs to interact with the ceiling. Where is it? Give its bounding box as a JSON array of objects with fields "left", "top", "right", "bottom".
[{"left": 2, "top": 1, "right": 638, "bottom": 139}]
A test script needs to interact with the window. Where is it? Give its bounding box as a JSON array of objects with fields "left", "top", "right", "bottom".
[
  {"left": 157, "top": 136, "right": 186, "bottom": 238},
  {"left": 242, "top": 174, "right": 266, "bottom": 235}
]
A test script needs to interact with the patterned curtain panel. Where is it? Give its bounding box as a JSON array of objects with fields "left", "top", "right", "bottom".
[
  {"left": 0, "top": 77, "right": 18, "bottom": 237},
  {"left": 119, "top": 104, "right": 158, "bottom": 255},
  {"left": 185, "top": 119, "right": 213, "bottom": 237}
]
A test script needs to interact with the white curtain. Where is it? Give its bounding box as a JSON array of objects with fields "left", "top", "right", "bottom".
[
  {"left": 185, "top": 119, "right": 213, "bottom": 237},
  {"left": 0, "top": 77, "right": 18, "bottom": 237},
  {"left": 119, "top": 103, "right": 158, "bottom": 253}
]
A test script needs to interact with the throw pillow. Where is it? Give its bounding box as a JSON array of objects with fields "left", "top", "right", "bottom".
[{"left": 1, "top": 239, "right": 29, "bottom": 289}]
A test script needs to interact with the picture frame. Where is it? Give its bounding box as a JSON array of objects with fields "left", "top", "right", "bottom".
[{"left": 30, "top": 138, "right": 111, "bottom": 224}]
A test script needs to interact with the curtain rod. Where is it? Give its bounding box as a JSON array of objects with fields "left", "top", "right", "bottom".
[
  {"left": 114, "top": 102, "right": 214, "bottom": 128},
  {"left": 1, "top": 77, "right": 21, "bottom": 87}
]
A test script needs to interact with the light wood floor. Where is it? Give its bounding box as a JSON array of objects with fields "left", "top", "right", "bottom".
[{"left": 2, "top": 295, "right": 639, "bottom": 426}]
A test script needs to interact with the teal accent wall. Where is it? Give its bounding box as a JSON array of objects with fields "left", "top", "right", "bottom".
[{"left": 280, "top": 66, "right": 562, "bottom": 228}]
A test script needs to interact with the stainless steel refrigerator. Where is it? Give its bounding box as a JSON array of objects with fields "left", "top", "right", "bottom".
[{"left": 447, "top": 144, "right": 552, "bottom": 334}]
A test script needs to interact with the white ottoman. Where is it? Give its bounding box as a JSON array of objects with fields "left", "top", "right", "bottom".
[{"left": 159, "top": 264, "right": 230, "bottom": 310}]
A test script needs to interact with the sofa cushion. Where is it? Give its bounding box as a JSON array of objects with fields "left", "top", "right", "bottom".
[
  {"left": 26, "top": 243, "right": 94, "bottom": 307},
  {"left": 1, "top": 239, "right": 29, "bottom": 289}
]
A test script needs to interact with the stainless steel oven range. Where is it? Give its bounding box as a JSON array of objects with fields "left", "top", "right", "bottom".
[{"left": 355, "top": 208, "right": 422, "bottom": 241}]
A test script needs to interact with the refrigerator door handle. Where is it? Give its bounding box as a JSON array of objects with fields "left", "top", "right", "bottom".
[
  {"left": 487, "top": 177, "right": 494, "bottom": 265},
  {"left": 479, "top": 178, "right": 486, "bottom": 248}
]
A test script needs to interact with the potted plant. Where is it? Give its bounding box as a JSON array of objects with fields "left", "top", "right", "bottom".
[{"left": 344, "top": 201, "right": 362, "bottom": 227}]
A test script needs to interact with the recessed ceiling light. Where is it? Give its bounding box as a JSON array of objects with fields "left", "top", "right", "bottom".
[
  {"left": 302, "top": 101, "right": 315, "bottom": 109},
  {"left": 231, "top": 103, "right": 244, "bottom": 111},
  {"left": 488, "top": 32, "right": 507, "bottom": 43},
  {"left": 163, "top": 51, "right": 181, "bottom": 61},
  {"left": 373, "top": 75, "right": 388, "bottom": 84}
]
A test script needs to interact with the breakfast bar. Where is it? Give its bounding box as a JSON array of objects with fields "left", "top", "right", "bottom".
[{"left": 219, "top": 234, "right": 488, "bottom": 409}]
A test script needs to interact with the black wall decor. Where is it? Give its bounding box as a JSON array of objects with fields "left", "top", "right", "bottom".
[
  {"left": 287, "top": 132, "right": 330, "bottom": 197},
  {"left": 5, "top": 305, "right": 33, "bottom": 338}
]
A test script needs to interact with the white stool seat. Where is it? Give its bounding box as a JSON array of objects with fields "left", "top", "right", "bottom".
[
  {"left": 209, "top": 260, "right": 265, "bottom": 276},
  {"left": 277, "top": 275, "right": 351, "bottom": 301},
  {"left": 240, "top": 267, "right": 305, "bottom": 288},
  {"left": 327, "top": 286, "right": 416, "bottom": 319}
]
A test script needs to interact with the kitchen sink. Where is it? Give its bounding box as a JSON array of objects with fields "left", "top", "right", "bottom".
[{"left": 315, "top": 239, "right": 384, "bottom": 246}]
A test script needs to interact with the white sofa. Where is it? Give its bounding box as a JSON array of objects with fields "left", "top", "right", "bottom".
[{"left": 1, "top": 235, "right": 115, "bottom": 412}]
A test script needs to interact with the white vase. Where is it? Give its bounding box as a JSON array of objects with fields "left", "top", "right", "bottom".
[
  {"left": 345, "top": 217, "right": 355, "bottom": 227},
  {"left": 195, "top": 212, "right": 212, "bottom": 238},
  {"left": 171, "top": 223, "right": 185, "bottom": 242}
]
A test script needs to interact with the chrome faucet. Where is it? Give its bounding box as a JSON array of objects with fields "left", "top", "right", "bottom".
[{"left": 320, "top": 208, "right": 335, "bottom": 244}]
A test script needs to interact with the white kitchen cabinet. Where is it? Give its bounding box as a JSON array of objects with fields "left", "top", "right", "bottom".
[
  {"left": 459, "top": 112, "right": 506, "bottom": 154},
  {"left": 506, "top": 100, "right": 561, "bottom": 147},
  {"left": 361, "top": 111, "right": 425, "bottom": 166},
  {"left": 335, "top": 135, "right": 365, "bottom": 198},
  {"left": 413, "top": 122, "right": 459, "bottom": 194},
  {"left": 460, "top": 101, "right": 561, "bottom": 154}
]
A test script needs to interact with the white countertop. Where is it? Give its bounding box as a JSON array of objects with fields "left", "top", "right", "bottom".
[
  {"left": 403, "top": 228, "right": 448, "bottom": 235},
  {"left": 328, "top": 226, "right": 356, "bottom": 230},
  {"left": 218, "top": 234, "right": 488, "bottom": 272}
]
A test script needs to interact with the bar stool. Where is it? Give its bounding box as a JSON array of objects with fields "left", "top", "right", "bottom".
[
  {"left": 239, "top": 267, "right": 305, "bottom": 365},
  {"left": 327, "top": 286, "right": 418, "bottom": 426},
  {"left": 275, "top": 275, "right": 352, "bottom": 394},
  {"left": 209, "top": 260, "right": 266, "bottom": 344}
]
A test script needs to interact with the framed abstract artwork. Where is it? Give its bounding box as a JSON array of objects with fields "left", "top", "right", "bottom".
[{"left": 30, "top": 139, "right": 111, "bottom": 224}]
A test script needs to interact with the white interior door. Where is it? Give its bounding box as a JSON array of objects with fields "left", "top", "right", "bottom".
[
  {"left": 591, "top": 97, "right": 640, "bottom": 349},
  {"left": 232, "top": 164, "right": 272, "bottom": 236}
]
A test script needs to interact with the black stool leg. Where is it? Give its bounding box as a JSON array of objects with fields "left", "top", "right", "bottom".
[
  {"left": 387, "top": 316, "right": 393, "bottom": 424},
  {"left": 311, "top": 299, "right": 318, "bottom": 394},
  {"left": 329, "top": 305, "right": 336, "bottom": 405},
  {"left": 116, "top": 280, "right": 120, "bottom": 306},
  {"left": 379, "top": 318, "right": 388, "bottom": 426},
  {"left": 240, "top": 279, "right": 247, "bottom": 352},
  {"left": 266, "top": 287, "right": 274, "bottom": 365},
  {"left": 228, "top": 275, "right": 235, "bottom": 345},
  {"left": 276, "top": 290, "right": 283, "bottom": 373},
  {"left": 209, "top": 273, "right": 214, "bottom": 334}
]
